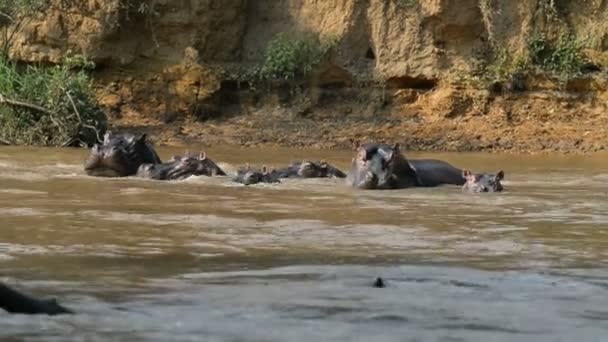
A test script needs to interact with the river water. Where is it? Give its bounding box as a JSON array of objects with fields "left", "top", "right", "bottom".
[{"left": 0, "top": 146, "right": 607, "bottom": 341}]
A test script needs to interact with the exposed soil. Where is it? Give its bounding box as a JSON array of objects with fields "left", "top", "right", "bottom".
[
  {"left": 108, "top": 81, "right": 608, "bottom": 154},
  {"left": 9, "top": 0, "right": 608, "bottom": 153}
]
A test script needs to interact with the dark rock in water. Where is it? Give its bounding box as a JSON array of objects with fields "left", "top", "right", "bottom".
[
  {"left": 373, "top": 277, "right": 386, "bottom": 288},
  {"left": 0, "top": 283, "right": 73, "bottom": 315}
]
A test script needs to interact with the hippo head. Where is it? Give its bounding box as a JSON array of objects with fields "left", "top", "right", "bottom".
[
  {"left": 84, "top": 132, "right": 159, "bottom": 177},
  {"left": 135, "top": 163, "right": 158, "bottom": 179},
  {"left": 347, "top": 142, "right": 415, "bottom": 189},
  {"left": 462, "top": 170, "right": 505, "bottom": 193},
  {"left": 317, "top": 160, "right": 347, "bottom": 178},
  {"left": 295, "top": 160, "right": 346, "bottom": 178},
  {"left": 234, "top": 165, "right": 280, "bottom": 185},
  {"left": 297, "top": 161, "right": 324, "bottom": 178},
  {"left": 170, "top": 152, "right": 227, "bottom": 177}
]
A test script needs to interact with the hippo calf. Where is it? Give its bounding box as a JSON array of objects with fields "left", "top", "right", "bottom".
[
  {"left": 136, "top": 161, "right": 179, "bottom": 180},
  {"left": 137, "top": 152, "right": 226, "bottom": 181},
  {"left": 462, "top": 169, "right": 505, "bottom": 193},
  {"left": 347, "top": 142, "right": 465, "bottom": 189},
  {"left": 0, "top": 283, "right": 72, "bottom": 315},
  {"left": 233, "top": 165, "right": 281, "bottom": 185},
  {"left": 84, "top": 132, "right": 161, "bottom": 177},
  {"left": 276, "top": 160, "right": 346, "bottom": 179}
]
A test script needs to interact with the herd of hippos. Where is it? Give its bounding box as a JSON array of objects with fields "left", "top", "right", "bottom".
[
  {"left": 1, "top": 131, "right": 505, "bottom": 316},
  {"left": 83, "top": 132, "right": 505, "bottom": 191}
]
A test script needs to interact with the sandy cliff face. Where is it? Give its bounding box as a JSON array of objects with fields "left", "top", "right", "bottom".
[{"left": 7, "top": 0, "right": 608, "bottom": 152}]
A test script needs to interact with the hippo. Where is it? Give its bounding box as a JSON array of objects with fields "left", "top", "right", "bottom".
[
  {"left": 347, "top": 142, "right": 465, "bottom": 189},
  {"left": 170, "top": 152, "right": 227, "bottom": 177},
  {"left": 136, "top": 152, "right": 226, "bottom": 181},
  {"left": 462, "top": 169, "right": 505, "bottom": 193},
  {"left": 84, "top": 132, "right": 161, "bottom": 177},
  {"left": 0, "top": 283, "right": 72, "bottom": 315},
  {"left": 275, "top": 160, "right": 347, "bottom": 179},
  {"left": 233, "top": 165, "right": 281, "bottom": 185}
]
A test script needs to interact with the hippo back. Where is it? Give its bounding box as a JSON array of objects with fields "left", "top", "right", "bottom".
[
  {"left": 408, "top": 159, "right": 465, "bottom": 187},
  {"left": 0, "top": 283, "right": 72, "bottom": 315}
]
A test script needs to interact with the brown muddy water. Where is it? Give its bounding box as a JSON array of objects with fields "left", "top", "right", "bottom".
[{"left": 1, "top": 145, "right": 608, "bottom": 341}]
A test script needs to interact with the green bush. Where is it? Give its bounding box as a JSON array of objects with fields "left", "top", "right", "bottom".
[
  {"left": 527, "top": 33, "right": 586, "bottom": 80},
  {"left": 256, "top": 33, "right": 338, "bottom": 81},
  {"left": 0, "top": 55, "right": 107, "bottom": 147},
  {"left": 478, "top": 47, "right": 526, "bottom": 85},
  {"left": 480, "top": 33, "right": 587, "bottom": 87}
]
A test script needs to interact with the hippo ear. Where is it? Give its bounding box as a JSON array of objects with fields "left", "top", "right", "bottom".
[
  {"left": 378, "top": 148, "right": 394, "bottom": 162},
  {"left": 384, "top": 151, "right": 394, "bottom": 162},
  {"left": 463, "top": 169, "right": 474, "bottom": 180},
  {"left": 103, "top": 131, "right": 112, "bottom": 144},
  {"left": 319, "top": 159, "right": 328, "bottom": 167},
  {"left": 356, "top": 148, "right": 367, "bottom": 161},
  {"left": 262, "top": 165, "right": 268, "bottom": 174},
  {"left": 137, "top": 133, "right": 148, "bottom": 144},
  {"left": 392, "top": 143, "right": 401, "bottom": 152},
  {"left": 199, "top": 151, "right": 207, "bottom": 161},
  {"left": 349, "top": 139, "right": 361, "bottom": 151},
  {"left": 496, "top": 170, "right": 505, "bottom": 181}
]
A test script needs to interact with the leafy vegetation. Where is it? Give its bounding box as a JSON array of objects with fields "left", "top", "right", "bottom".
[
  {"left": 480, "top": 32, "right": 588, "bottom": 87},
  {"left": 0, "top": 0, "right": 106, "bottom": 147},
  {"left": 253, "top": 33, "right": 338, "bottom": 82},
  {"left": 0, "top": 0, "right": 48, "bottom": 57},
  {"left": 0, "top": 54, "right": 106, "bottom": 147},
  {"left": 527, "top": 33, "right": 586, "bottom": 79},
  {"left": 480, "top": 47, "right": 526, "bottom": 85},
  {"left": 396, "top": 0, "right": 417, "bottom": 8}
]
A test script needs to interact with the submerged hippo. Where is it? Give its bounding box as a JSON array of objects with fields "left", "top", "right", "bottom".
[
  {"left": 0, "top": 283, "right": 72, "bottom": 315},
  {"left": 137, "top": 152, "right": 226, "bottom": 181},
  {"left": 276, "top": 160, "right": 347, "bottom": 179},
  {"left": 233, "top": 165, "right": 281, "bottom": 185},
  {"left": 84, "top": 132, "right": 161, "bottom": 177},
  {"left": 347, "top": 142, "right": 465, "bottom": 189},
  {"left": 462, "top": 169, "right": 505, "bottom": 193}
]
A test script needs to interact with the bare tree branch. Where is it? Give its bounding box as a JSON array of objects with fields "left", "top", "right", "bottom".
[
  {"left": 0, "top": 93, "right": 55, "bottom": 115},
  {"left": 65, "top": 89, "right": 103, "bottom": 144}
]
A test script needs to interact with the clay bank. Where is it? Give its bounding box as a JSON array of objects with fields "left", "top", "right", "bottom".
[{"left": 6, "top": 0, "right": 608, "bottom": 152}]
